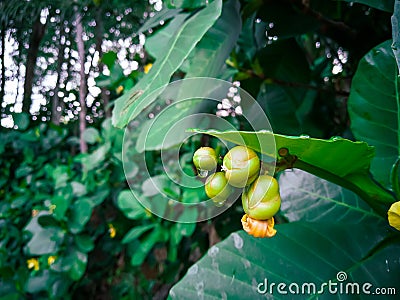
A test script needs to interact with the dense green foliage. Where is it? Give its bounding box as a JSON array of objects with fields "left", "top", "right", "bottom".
[{"left": 1, "top": 0, "right": 400, "bottom": 299}]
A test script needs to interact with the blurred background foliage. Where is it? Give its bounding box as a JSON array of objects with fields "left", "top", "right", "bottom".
[{"left": 0, "top": 0, "right": 398, "bottom": 299}]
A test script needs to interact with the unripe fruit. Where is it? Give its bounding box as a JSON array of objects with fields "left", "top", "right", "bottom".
[
  {"left": 193, "top": 147, "right": 217, "bottom": 171},
  {"left": 205, "top": 172, "right": 233, "bottom": 203},
  {"left": 223, "top": 146, "right": 260, "bottom": 188},
  {"left": 242, "top": 175, "right": 281, "bottom": 220}
]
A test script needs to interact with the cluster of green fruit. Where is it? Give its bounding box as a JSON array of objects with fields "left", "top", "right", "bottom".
[{"left": 193, "top": 145, "right": 281, "bottom": 237}]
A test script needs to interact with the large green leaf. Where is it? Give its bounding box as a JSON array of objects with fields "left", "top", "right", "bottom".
[
  {"left": 145, "top": 13, "right": 190, "bottom": 60},
  {"left": 392, "top": 1, "right": 400, "bottom": 73},
  {"left": 68, "top": 198, "right": 93, "bottom": 234},
  {"left": 184, "top": 0, "right": 241, "bottom": 78},
  {"left": 112, "top": 0, "right": 222, "bottom": 128},
  {"left": 24, "top": 212, "right": 65, "bottom": 256},
  {"left": 348, "top": 40, "right": 398, "bottom": 190},
  {"left": 129, "top": 225, "right": 169, "bottom": 266},
  {"left": 138, "top": 7, "right": 182, "bottom": 34},
  {"left": 166, "top": 0, "right": 209, "bottom": 9},
  {"left": 122, "top": 224, "right": 156, "bottom": 244},
  {"left": 169, "top": 223, "right": 400, "bottom": 299},
  {"left": 117, "top": 190, "right": 149, "bottom": 220},
  {"left": 51, "top": 247, "right": 88, "bottom": 281},
  {"left": 191, "top": 129, "right": 373, "bottom": 177},
  {"left": 190, "top": 129, "right": 395, "bottom": 205},
  {"left": 279, "top": 169, "right": 383, "bottom": 223}
]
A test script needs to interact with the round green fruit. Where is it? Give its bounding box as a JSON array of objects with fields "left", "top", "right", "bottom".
[
  {"left": 223, "top": 146, "right": 260, "bottom": 188},
  {"left": 193, "top": 147, "right": 218, "bottom": 171},
  {"left": 242, "top": 175, "right": 281, "bottom": 220},
  {"left": 205, "top": 172, "right": 233, "bottom": 202}
]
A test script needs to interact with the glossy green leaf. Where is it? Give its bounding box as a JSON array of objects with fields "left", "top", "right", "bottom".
[
  {"left": 122, "top": 224, "right": 156, "bottom": 244},
  {"left": 71, "top": 181, "right": 86, "bottom": 197},
  {"left": 166, "top": 0, "right": 209, "bottom": 9},
  {"left": 0, "top": 282, "right": 20, "bottom": 300},
  {"left": 74, "top": 235, "right": 95, "bottom": 253},
  {"left": 10, "top": 195, "right": 28, "bottom": 209},
  {"left": 236, "top": 19, "right": 254, "bottom": 62},
  {"left": 86, "top": 189, "right": 109, "bottom": 206},
  {"left": 15, "top": 164, "right": 33, "bottom": 178},
  {"left": 68, "top": 199, "right": 93, "bottom": 234},
  {"left": 141, "top": 175, "right": 180, "bottom": 198},
  {"left": 145, "top": 13, "right": 189, "bottom": 60},
  {"left": 135, "top": 100, "right": 202, "bottom": 152},
  {"left": 348, "top": 40, "right": 398, "bottom": 189},
  {"left": 101, "top": 51, "right": 117, "bottom": 68},
  {"left": 68, "top": 250, "right": 88, "bottom": 281},
  {"left": 81, "top": 143, "right": 111, "bottom": 172},
  {"left": 340, "top": 0, "right": 394, "bottom": 12},
  {"left": 112, "top": 0, "right": 222, "bottom": 128},
  {"left": 25, "top": 270, "right": 50, "bottom": 294},
  {"left": 51, "top": 193, "right": 71, "bottom": 221},
  {"left": 130, "top": 226, "right": 168, "bottom": 266},
  {"left": 82, "top": 127, "right": 100, "bottom": 144},
  {"left": 117, "top": 190, "right": 148, "bottom": 220},
  {"left": 170, "top": 223, "right": 399, "bottom": 299},
  {"left": 392, "top": 0, "right": 400, "bottom": 73},
  {"left": 52, "top": 166, "right": 69, "bottom": 189},
  {"left": 12, "top": 112, "right": 29, "bottom": 130},
  {"left": 170, "top": 222, "right": 196, "bottom": 247},
  {"left": 24, "top": 212, "right": 65, "bottom": 255},
  {"left": 51, "top": 248, "right": 88, "bottom": 281},
  {"left": 191, "top": 129, "right": 372, "bottom": 177},
  {"left": 279, "top": 169, "right": 384, "bottom": 223},
  {"left": 138, "top": 7, "right": 182, "bottom": 34},
  {"left": 184, "top": 0, "right": 241, "bottom": 78}
]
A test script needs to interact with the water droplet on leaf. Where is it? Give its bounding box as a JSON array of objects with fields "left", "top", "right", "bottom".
[{"left": 197, "top": 169, "right": 209, "bottom": 178}]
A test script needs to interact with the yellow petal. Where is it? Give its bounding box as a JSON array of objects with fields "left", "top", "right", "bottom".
[
  {"left": 27, "top": 258, "right": 39, "bottom": 271},
  {"left": 48, "top": 256, "right": 57, "bottom": 265},
  {"left": 388, "top": 201, "right": 400, "bottom": 231},
  {"left": 116, "top": 85, "right": 124, "bottom": 95},
  {"left": 241, "top": 214, "right": 277, "bottom": 238},
  {"left": 144, "top": 63, "right": 153, "bottom": 74},
  {"left": 108, "top": 223, "right": 116, "bottom": 238}
]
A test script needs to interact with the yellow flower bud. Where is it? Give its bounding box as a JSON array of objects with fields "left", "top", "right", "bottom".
[
  {"left": 47, "top": 256, "right": 57, "bottom": 266},
  {"left": 108, "top": 223, "right": 116, "bottom": 238},
  {"left": 388, "top": 201, "right": 400, "bottom": 231},
  {"left": 27, "top": 258, "right": 39, "bottom": 271},
  {"left": 144, "top": 63, "right": 153, "bottom": 74}
]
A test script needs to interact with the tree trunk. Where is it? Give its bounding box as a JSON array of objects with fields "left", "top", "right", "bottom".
[
  {"left": 0, "top": 26, "right": 5, "bottom": 109},
  {"left": 94, "top": 7, "right": 110, "bottom": 118},
  {"left": 14, "top": 36, "right": 24, "bottom": 107},
  {"left": 22, "top": 15, "right": 47, "bottom": 114},
  {"left": 51, "top": 23, "right": 66, "bottom": 125},
  {"left": 75, "top": 7, "right": 88, "bottom": 153}
]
